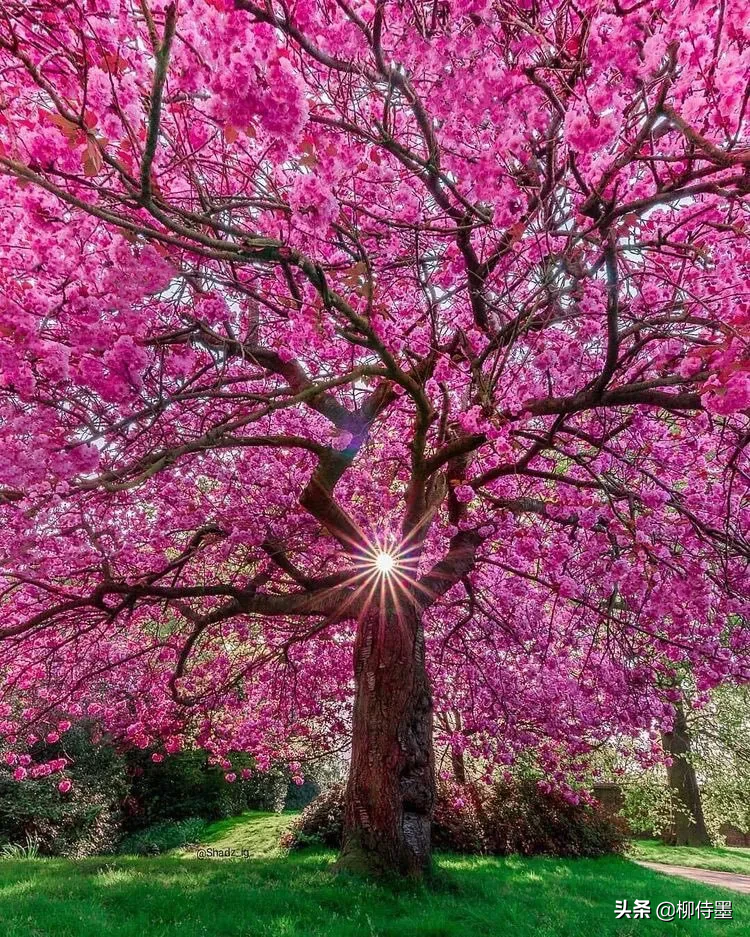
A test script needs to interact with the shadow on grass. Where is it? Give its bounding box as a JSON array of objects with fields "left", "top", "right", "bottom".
[{"left": 2, "top": 846, "right": 750, "bottom": 937}]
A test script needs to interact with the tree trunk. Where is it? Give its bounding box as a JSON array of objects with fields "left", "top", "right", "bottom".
[
  {"left": 450, "top": 711, "right": 467, "bottom": 783},
  {"left": 661, "top": 700, "right": 711, "bottom": 846},
  {"left": 338, "top": 600, "right": 435, "bottom": 877},
  {"left": 451, "top": 747, "right": 467, "bottom": 785}
]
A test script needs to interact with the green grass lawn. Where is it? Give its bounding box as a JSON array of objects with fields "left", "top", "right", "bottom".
[
  {"left": 1, "top": 813, "right": 749, "bottom": 936},
  {"left": 631, "top": 839, "right": 750, "bottom": 876},
  {"left": 186, "top": 810, "right": 293, "bottom": 857}
]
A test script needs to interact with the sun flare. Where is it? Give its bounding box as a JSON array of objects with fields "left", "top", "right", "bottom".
[{"left": 374, "top": 551, "right": 397, "bottom": 575}]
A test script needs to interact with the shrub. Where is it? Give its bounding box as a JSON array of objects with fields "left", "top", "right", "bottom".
[
  {"left": 0, "top": 724, "right": 129, "bottom": 857},
  {"left": 1, "top": 722, "right": 332, "bottom": 854},
  {"left": 283, "top": 779, "right": 626, "bottom": 858},
  {"left": 124, "top": 750, "right": 253, "bottom": 828},
  {"left": 619, "top": 772, "right": 674, "bottom": 838},
  {"left": 432, "top": 782, "right": 490, "bottom": 854},
  {"left": 281, "top": 784, "right": 345, "bottom": 850},
  {"left": 284, "top": 775, "right": 322, "bottom": 812},
  {"left": 124, "top": 751, "right": 296, "bottom": 828},
  {"left": 117, "top": 817, "right": 207, "bottom": 855},
  {"left": 283, "top": 756, "right": 345, "bottom": 812},
  {"left": 484, "top": 780, "right": 627, "bottom": 857},
  {"left": 243, "top": 763, "right": 289, "bottom": 813}
]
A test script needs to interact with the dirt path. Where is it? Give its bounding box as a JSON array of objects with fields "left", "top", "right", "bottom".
[{"left": 636, "top": 860, "right": 750, "bottom": 894}]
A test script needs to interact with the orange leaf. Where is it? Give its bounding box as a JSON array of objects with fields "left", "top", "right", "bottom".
[
  {"left": 100, "top": 52, "right": 129, "bottom": 76},
  {"left": 299, "top": 139, "right": 318, "bottom": 168},
  {"left": 83, "top": 139, "right": 103, "bottom": 177},
  {"left": 42, "top": 110, "right": 79, "bottom": 145}
]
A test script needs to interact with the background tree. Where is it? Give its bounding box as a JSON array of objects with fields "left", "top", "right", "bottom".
[
  {"left": 687, "top": 683, "right": 750, "bottom": 843},
  {"left": 660, "top": 697, "right": 711, "bottom": 846},
  {"left": 0, "top": 0, "right": 748, "bottom": 876},
  {"left": 595, "top": 682, "right": 750, "bottom": 845}
]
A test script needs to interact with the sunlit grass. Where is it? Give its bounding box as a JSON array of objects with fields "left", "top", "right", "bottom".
[
  {"left": 180, "top": 810, "right": 291, "bottom": 857},
  {"left": 631, "top": 839, "right": 750, "bottom": 876},
  {"left": 1, "top": 814, "right": 749, "bottom": 936}
]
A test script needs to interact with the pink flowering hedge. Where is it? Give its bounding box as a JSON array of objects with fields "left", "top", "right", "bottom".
[{"left": 283, "top": 781, "right": 626, "bottom": 858}]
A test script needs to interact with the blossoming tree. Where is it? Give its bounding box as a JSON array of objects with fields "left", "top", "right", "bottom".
[{"left": 0, "top": 0, "right": 748, "bottom": 875}]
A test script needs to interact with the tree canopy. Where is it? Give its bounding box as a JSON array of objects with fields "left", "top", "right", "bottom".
[{"left": 0, "top": 0, "right": 747, "bottom": 870}]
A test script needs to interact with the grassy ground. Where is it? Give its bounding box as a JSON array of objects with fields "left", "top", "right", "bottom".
[
  {"left": 631, "top": 839, "right": 750, "bottom": 876},
  {"left": 1, "top": 813, "right": 749, "bottom": 937},
  {"left": 188, "top": 811, "right": 293, "bottom": 858}
]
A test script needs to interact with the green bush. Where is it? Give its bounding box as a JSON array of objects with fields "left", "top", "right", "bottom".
[
  {"left": 123, "top": 750, "right": 299, "bottom": 829},
  {"left": 283, "top": 776, "right": 321, "bottom": 812},
  {"left": 0, "top": 724, "right": 128, "bottom": 858},
  {"left": 117, "top": 817, "right": 207, "bottom": 855},
  {"left": 1, "top": 720, "right": 337, "bottom": 855},
  {"left": 243, "top": 763, "right": 289, "bottom": 813},
  {"left": 283, "top": 756, "right": 343, "bottom": 811},
  {"left": 283, "top": 779, "right": 626, "bottom": 858},
  {"left": 124, "top": 750, "right": 253, "bottom": 828},
  {"left": 619, "top": 772, "right": 674, "bottom": 838}
]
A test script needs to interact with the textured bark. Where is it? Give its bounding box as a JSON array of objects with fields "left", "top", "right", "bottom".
[
  {"left": 661, "top": 701, "right": 711, "bottom": 846},
  {"left": 450, "top": 712, "right": 468, "bottom": 783},
  {"left": 451, "top": 746, "right": 467, "bottom": 785},
  {"left": 338, "top": 601, "right": 435, "bottom": 878}
]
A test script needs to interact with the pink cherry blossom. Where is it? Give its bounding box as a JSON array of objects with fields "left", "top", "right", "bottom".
[{"left": 0, "top": 0, "right": 746, "bottom": 875}]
